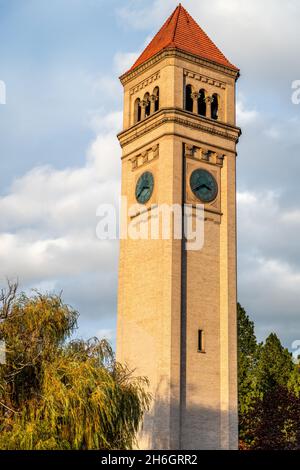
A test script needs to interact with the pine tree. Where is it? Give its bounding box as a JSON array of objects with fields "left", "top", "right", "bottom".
[{"left": 255, "top": 333, "right": 294, "bottom": 393}]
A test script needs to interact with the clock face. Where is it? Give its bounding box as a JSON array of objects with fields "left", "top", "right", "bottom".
[
  {"left": 135, "top": 171, "right": 154, "bottom": 204},
  {"left": 190, "top": 169, "right": 218, "bottom": 203}
]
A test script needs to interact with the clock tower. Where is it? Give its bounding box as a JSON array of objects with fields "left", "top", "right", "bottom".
[{"left": 117, "top": 4, "right": 241, "bottom": 450}]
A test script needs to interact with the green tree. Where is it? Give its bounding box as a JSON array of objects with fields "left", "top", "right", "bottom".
[
  {"left": 238, "top": 304, "right": 300, "bottom": 450},
  {"left": 237, "top": 303, "right": 259, "bottom": 418},
  {"left": 237, "top": 303, "right": 257, "bottom": 357},
  {"left": 288, "top": 365, "right": 300, "bottom": 397},
  {"left": 255, "top": 333, "right": 294, "bottom": 393},
  {"left": 0, "top": 282, "right": 150, "bottom": 450},
  {"left": 241, "top": 385, "right": 300, "bottom": 450}
]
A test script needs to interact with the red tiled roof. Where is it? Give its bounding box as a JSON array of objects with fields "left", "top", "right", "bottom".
[{"left": 128, "top": 3, "right": 238, "bottom": 73}]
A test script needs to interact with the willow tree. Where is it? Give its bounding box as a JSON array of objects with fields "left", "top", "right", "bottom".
[{"left": 0, "top": 281, "right": 150, "bottom": 450}]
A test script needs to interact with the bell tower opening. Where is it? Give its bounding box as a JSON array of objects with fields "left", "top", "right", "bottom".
[
  {"left": 198, "top": 89, "right": 206, "bottom": 117},
  {"left": 185, "top": 84, "right": 193, "bottom": 112},
  {"left": 153, "top": 86, "right": 160, "bottom": 112},
  {"left": 211, "top": 93, "right": 219, "bottom": 120},
  {"left": 134, "top": 98, "right": 141, "bottom": 123}
]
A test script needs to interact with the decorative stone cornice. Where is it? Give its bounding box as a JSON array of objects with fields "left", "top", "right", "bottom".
[
  {"left": 117, "top": 108, "right": 241, "bottom": 148},
  {"left": 129, "top": 72, "right": 160, "bottom": 96},
  {"left": 184, "top": 69, "right": 226, "bottom": 89},
  {"left": 120, "top": 48, "right": 239, "bottom": 86},
  {"left": 129, "top": 144, "right": 159, "bottom": 170},
  {"left": 184, "top": 143, "right": 225, "bottom": 167}
]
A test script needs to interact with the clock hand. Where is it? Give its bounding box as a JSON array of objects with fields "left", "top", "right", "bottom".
[
  {"left": 137, "top": 186, "right": 145, "bottom": 198},
  {"left": 141, "top": 186, "right": 149, "bottom": 194},
  {"left": 192, "top": 183, "right": 211, "bottom": 192},
  {"left": 137, "top": 185, "right": 150, "bottom": 199}
]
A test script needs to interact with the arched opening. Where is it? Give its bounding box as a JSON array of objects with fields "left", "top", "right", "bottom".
[
  {"left": 144, "top": 93, "right": 151, "bottom": 118},
  {"left": 185, "top": 84, "right": 193, "bottom": 112},
  {"left": 134, "top": 98, "right": 141, "bottom": 123},
  {"left": 198, "top": 89, "right": 206, "bottom": 117},
  {"left": 153, "top": 87, "right": 159, "bottom": 112},
  {"left": 211, "top": 94, "right": 219, "bottom": 120}
]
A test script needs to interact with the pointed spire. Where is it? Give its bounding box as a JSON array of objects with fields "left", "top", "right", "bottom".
[{"left": 128, "top": 4, "right": 238, "bottom": 73}]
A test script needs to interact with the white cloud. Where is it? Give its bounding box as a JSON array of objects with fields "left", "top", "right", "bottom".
[
  {"left": 236, "top": 97, "right": 258, "bottom": 126},
  {"left": 88, "top": 74, "right": 122, "bottom": 102},
  {"left": 0, "top": 134, "right": 121, "bottom": 232},
  {"left": 262, "top": 116, "right": 300, "bottom": 144},
  {"left": 2, "top": 0, "right": 300, "bottom": 348},
  {"left": 282, "top": 210, "right": 300, "bottom": 224},
  {"left": 112, "top": 34, "right": 154, "bottom": 76},
  {"left": 117, "top": 0, "right": 175, "bottom": 30},
  {"left": 264, "top": 126, "right": 281, "bottom": 140},
  {"left": 237, "top": 189, "right": 300, "bottom": 346},
  {"left": 114, "top": 52, "right": 139, "bottom": 75},
  {"left": 96, "top": 328, "right": 115, "bottom": 341},
  {"left": 236, "top": 191, "right": 257, "bottom": 205},
  {"left": 0, "top": 110, "right": 121, "bottom": 289}
]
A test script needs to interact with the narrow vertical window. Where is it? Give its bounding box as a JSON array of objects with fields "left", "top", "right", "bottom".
[
  {"left": 211, "top": 94, "right": 219, "bottom": 120},
  {"left": 198, "top": 89, "right": 206, "bottom": 116},
  {"left": 198, "top": 330, "right": 205, "bottom": 352},
  {"left": 185, "top": 84, "right": 193, "bottom": 112}
]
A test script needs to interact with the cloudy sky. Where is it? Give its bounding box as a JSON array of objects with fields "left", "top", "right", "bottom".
[{"left": 0, "top": 0, "right": 299, "bottom": 353}]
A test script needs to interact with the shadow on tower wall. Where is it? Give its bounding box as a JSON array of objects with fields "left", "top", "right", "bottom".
[{"left": 137, "top": 378, "right": 238, "bottom": 450}]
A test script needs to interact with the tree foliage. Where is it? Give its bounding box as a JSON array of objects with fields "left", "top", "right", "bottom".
[
  {"left": 0, "top": 279, "right": 299, "bottom": 450},
  {"left": 288, "top": 365, "right": 300, "bottom": 398},
  {"left": 237, "top": 303, "right": 260, "bottom": 418},
  {"left": 238, "top": 303, "right": 300, "bottom": 450},
  {"left": 0, "top": 282, "right": 150, "bottom": 450},
  {"left": 240, "top": 385, "right": 300, "bottom": 450},
  {"left": 237, "top": 303, "right": 257, "bottom": 357}
]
